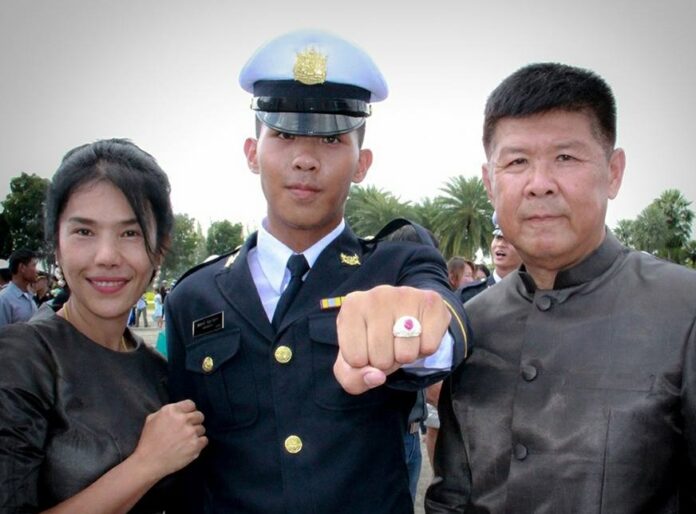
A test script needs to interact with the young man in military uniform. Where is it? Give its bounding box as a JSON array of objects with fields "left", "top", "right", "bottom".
[{"left": 166, "top": 30, "right": 470, "bottom": 513}]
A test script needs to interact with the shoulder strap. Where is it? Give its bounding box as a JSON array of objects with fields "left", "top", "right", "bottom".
[
  {"left": 172, "top": 246, "right": 241, "bottom": 290},
  {"left": 366, "top": 218, "right": 437, "bottom": 248}
]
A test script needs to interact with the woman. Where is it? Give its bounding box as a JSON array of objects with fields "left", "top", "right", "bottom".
[
  {"left": 152, "top": 288, "right": 163, "bottom": 329},
  {"left": 0, "top": 139, "right": 207, "bottom": 513},
  {"left": 446, "top": 256, "right": 476, "bottom": 289},
  {"left": 32, "top": 273, "right": 54, "bottom": 307}
]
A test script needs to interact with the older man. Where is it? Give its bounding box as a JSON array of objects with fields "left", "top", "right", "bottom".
[{"left": 426, "top": 62, "right": 696, "bottom": 513}]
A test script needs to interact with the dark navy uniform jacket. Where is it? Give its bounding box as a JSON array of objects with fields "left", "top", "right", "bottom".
[
  {"left": 457, "top": 275, "right": 496, "bottom": 305},
  {"left": 166, "top": 224, "right": 470, "bottom": 514}
]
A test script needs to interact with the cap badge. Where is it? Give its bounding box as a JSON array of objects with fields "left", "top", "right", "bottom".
[
  {"left": 339, "top": 252, "right": 360, "bottom": 266},
  {"left": 293, "top": 48, "right": 327, "bottom": 85}
]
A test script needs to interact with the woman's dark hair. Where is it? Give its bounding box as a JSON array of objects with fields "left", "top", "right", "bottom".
[
  {"left": 447, "top": 256, "right": 474, "bottom": 290},
  {"left": 45, "top": 138, "right": 174, "bottom": 260}
]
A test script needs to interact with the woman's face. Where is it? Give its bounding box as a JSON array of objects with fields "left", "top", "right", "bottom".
[
  {"left": 56, "top": 180, "right": 159, "bottom": 325},
  {"left": 459, "top": 264, "right": 475, "bottom": 287}
]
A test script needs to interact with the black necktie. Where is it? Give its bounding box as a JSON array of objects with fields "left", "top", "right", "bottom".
[{"left": 272, "top": 254, "right": 309, "bottom": 330}]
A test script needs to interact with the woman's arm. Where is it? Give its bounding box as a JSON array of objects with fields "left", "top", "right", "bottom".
[
  {"left": 42, "top": 400, "right": 207, "bottom": 514},
  {"left": 1, "top": 320, "right": 207, "bottom": 514}
]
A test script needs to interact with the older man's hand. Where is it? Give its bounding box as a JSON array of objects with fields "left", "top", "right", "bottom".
[{"left": 333, "top": 285, "right": 451, "bottom": 395}]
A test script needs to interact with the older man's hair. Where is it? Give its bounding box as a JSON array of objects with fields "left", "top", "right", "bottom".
[{"left": 483, "top": 63, "right": 617, "bottom": 155}]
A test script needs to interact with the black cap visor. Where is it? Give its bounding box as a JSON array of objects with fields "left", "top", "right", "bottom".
[{"left": 256, "top": 111, "right": 365, "bottom": 136}]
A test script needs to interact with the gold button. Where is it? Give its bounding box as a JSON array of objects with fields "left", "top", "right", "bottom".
[
  {"left": 284, "top": 435, "right": 303, "bottom": 454},
  {"left": 201, "top": 356, "right": 214, "bottom": 373},
  {"left": 274, "top": 345, "right": 293, "bottom": 364}
]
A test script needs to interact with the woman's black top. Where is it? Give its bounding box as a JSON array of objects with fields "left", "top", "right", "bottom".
[{"left": 0, "top": 316, "right": 172, "bottom": 513}]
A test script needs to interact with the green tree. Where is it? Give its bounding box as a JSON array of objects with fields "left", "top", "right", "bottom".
[
  {"left": 194, "top": 221, "right": 207, "bottom": 265},
  {"left": 632, "top": 204, "right": 669, "bottom": 255},
  {"left": 433, "top": 176, "right": 493, "bottom": 260},
  {"left": 1, "top": 173, "right": 50, "bottom": 257},
  {"left": 207, "top": 220, "right": 244, "bottom": 257},
  {"left": 654, "top": 189, "right": 694, "bottom": 261},
  {"left": 345, "top": 185, "right": 415, "bottom": 237},
  {"left": 613, "top": 219, "right": 635, "bottom": 248},
  {"left": 161, "top": 213, "right": 205, "bottom": 282},
  {"left": 411, "top": 197, "right": 442, "bottom": 237},
  {"left": 683, "top": 240, "right": 696, "bottom": 268},
  {"left": 0, "top": 212, "right": 12, "bottom": 257},
  {"left": 620, "top": 189, "right": 694, "bottom": 262}
]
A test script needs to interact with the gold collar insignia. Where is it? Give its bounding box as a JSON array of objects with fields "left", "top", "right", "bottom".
[{"left": 340, "top": 253, "right": 361, "bottom": 266}]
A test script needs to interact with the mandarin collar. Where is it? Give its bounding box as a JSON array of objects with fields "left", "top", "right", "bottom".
[{"left": 518, "top": 229, "right": 625, "bottom": 294}]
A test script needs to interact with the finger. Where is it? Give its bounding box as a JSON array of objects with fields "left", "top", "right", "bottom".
[
  {"left": 194, "top": 424, "right": 206, "bottom": 437},
  {"left": 196, "top": 436, "right": 209, "bottom": 452},
  {"left": 337, "top": 292, "right": 369, "bottom": 368},
  {"left": 366, "top": 300, "right": 396, "bottom": 370},
  {"left": 333, "top": 352, "right": 387, "bottom": 395},
  {"left": 393, "top": 335, "right": 421, "bottom": 364},
  {"left": 392, "top": 308, "right": 422, "bottom": 364},
  {"left": 173, "top": 399, "right": 197, "bottom": 412},
  {"left": 186, "top": 410, "right": 205, "bottom": 425},
  {"left": 418, "top": 290, "right": 452, "bottom": 357}
]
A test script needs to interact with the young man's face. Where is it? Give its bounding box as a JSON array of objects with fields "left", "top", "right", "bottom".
[
  {"left": 490, "top": 234, "right": 521, "bottom": 277},
  {"left": 482, "top": 109, "right": 625, "bottom": 276},
  {"left": 34, "top": 276, "right": 49, "bottom": 295},
  {"left": 244, "top": 124, "right": 372, "bottom": 249}
]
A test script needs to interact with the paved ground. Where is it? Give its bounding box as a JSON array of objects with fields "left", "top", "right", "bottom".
[
  {"left": 415, "top": 450, "right": 434, "bottom": 513},
  {"left": 132, "top": 326, "right": 161, "bottom": 341},
  {"left": 132, "top": 327, "right": 434, "bottom": 513}
]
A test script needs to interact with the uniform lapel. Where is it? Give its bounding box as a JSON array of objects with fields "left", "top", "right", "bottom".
[
  {"left": 213, "top": 233, "right": 275, "bottom": 342},
  {"left": 277, "top": 226, "right": 364, "bottom": 332}
]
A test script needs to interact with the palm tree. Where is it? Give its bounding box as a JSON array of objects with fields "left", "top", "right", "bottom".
[
  {"left": 613, "top": 219, "right": 635, "bottom": 248},
  {"left": 411, "top": 197, "right": 442, "bottom": 236},
  {"left": 344, "top": 185, "right": 415, "bottom": 237},
  {"left": 683, "top": 240, "right": 696, "bottom": 269},
  {"left": 433, "top": 176, "right": 494, "bottom": 260},
  {"left": 632, "top": 204, "right": 669, "bottom": 255},
  {"left": 655, "top": 189, "right": 694, "bottom": 261}
]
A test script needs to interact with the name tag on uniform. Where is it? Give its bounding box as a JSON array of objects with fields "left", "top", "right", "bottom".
[{"left": 192, "top": 311, "right": 224, "bottom": 337}]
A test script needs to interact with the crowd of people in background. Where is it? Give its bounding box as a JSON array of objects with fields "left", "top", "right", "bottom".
[{"left": 0, "top": 249, "right": 172, "bottom": 332}]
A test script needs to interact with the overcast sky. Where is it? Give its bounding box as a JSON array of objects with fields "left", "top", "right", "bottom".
[{"left": 1, "top": 0, "right": 695, "bottom": 237}]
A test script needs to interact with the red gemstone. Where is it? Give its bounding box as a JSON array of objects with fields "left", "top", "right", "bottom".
[{"left": 404, "top": 319, "right": 413, "bottom": 330}]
